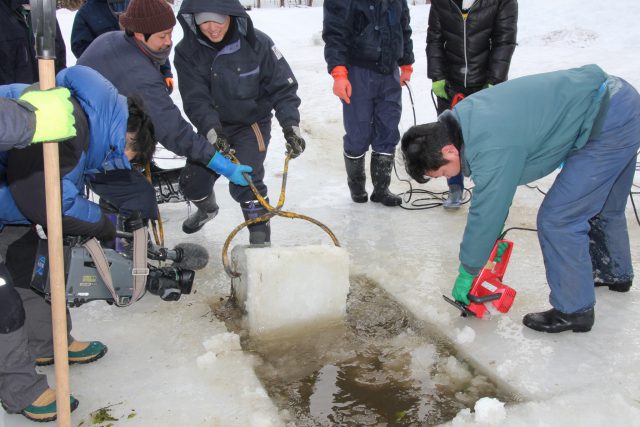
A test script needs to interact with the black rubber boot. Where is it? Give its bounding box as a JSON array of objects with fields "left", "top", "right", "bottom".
[
  {"left": 241, "top": 199, "right": 271, "bottom": 246},
  {"left": 523, "top": 307, "right": 594, "bottom": 333},
  {"left": 370, "top": 152, "right": 401, "bottom": 207},
  {"left": 182, "top": 194, "right": 219, "bottom": 234},
  {"left": 343, "top": 153, "right": 368, "bottom": 203},
  {"left": 595, "top": 280, "right": 632, "bottom": 292}
]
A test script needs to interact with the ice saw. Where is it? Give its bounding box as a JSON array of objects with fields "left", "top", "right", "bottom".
[{"left": 443, "top": 240, "right": 517, "bottom": 318}]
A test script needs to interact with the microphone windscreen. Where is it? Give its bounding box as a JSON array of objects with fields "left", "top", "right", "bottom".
[{"left": 173, "top": 243, "right": 209, "bottom": 270}]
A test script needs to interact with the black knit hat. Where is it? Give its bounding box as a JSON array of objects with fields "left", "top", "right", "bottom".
[{"left": 120, "top": 0, "right": 177, "bottom": 34}]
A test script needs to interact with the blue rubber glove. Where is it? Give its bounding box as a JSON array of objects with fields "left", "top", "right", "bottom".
[
  {"left": 452, "top": 265, "right": 475, "bottom": 305},
  {"left": 207, "top": 152, "right": 253, "bottom": 186}
]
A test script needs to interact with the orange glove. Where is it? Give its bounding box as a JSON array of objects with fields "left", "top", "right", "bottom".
[
  {"left": 400, "top": 65, "right": 413, "bottom": 86},
  {"left": 331, "top": 66, "right": 352, "bottom": 104},
  {"left": 164, "top": 77, "right": 174, "bottom": 95}
]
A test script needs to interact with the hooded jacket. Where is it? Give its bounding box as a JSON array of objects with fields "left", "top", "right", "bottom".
[
  {"left": 427, "top": 0, "right": 517, "bottom": 88},
  {"left": 174, "top": 0, "right": 300, "bottom": 136},
  {"left": 0, "top": 0, "right": 66, "bottom": 85},
  {"left": 0, "top": 66, "right": 128, "bottom": 237},
  {"left": 323, "top": 0, "right": 414, "bottom": 75},
  {"left": 450, "top": 65, "right": 610, "bottom": 274}
]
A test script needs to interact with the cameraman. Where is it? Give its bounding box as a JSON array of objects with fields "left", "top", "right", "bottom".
[{"left": 0, "top": 65, "right": 157, "bottom": 422}]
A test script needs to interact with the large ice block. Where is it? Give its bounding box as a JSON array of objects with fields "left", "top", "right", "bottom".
[{"left": 230, "top": 245, "right": 350, "bottom": 335}]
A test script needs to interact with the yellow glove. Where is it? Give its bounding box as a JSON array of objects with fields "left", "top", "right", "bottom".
[
  {"left": 432, "top": 79, "right": 448, "bottom": 100},
  {"left": 20, "top": 88, "right": 77, "bottom": 143}
]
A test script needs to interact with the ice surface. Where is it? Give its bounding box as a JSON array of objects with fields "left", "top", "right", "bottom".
[{"left": 230, "top": 245, "right": 350, "bottom": 335}]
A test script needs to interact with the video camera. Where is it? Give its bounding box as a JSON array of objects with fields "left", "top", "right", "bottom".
[{"left": 31, "top": 226, "right": 209, "bottom": 308}]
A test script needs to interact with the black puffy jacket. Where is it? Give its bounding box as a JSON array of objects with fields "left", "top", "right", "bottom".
[
  {"left": 427, "top": 0, "right": 517, "bottom": 88},
  {"left": 323, "top": 0, "right": 414, "bottom": 75},
  {"left": 0, "top": 0, "right": 66, "bottom": 85}
]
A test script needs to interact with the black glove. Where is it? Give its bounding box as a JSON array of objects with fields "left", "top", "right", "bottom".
[
  {"left": 283, "top": 126, "right": 306, "bottom": 159},
  {"left": 206, "top": 129, "right": 233, "bottom": 156}
]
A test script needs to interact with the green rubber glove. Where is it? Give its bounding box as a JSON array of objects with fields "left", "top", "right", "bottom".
[
  {"left": 432, "top": 79, "right": 448, "bottom": 100},
  {"left": 493, "top": 242, "right": 509, "bottom": 263},
  {"left": 19, "top": 88, "right": 77, "bottom": 143},
  {"left": 452, "top": 265, "right": 475, "bottom": 305}
]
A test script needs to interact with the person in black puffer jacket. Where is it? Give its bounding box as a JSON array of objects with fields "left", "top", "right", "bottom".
[{"left": 427, "top": 0, "right": 517, "bottom": 209}]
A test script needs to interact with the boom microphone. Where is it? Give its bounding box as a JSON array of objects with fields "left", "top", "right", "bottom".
[{"left": 169, "top": 243, "right": 210, "bottom": 271}]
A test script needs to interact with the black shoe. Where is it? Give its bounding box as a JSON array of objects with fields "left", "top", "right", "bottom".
[
  {"left": 595, "top": 281, "right": 631, "bottom": 292},
  {"left": 344, "top": 153, "right": 368, "bottom": 203},
  {"left": 523, "top": 308, "right": 594, "bottom": 333},
  {"left": 370, "top": 152, "right": 402, "bottom": 207}
]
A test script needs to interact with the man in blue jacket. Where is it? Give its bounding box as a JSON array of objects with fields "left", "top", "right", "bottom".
[
  {"left": 78, "top": 0, "right": 253, "bottom": 235},
  {"left": 0, "top": 66, "right": 157, "bottom": 422},
  {"left": 174, "top": 0, "right": 306, "bottom": 244},
  {"left": 323, "top": 0, "right": 414, "bottom": 207},
  {"left": 401, "top": 65, "right": 640, "bottom": 333}
]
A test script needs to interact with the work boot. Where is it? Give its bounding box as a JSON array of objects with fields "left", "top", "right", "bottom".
[
  {"left": 595, "top": 280, "right": 632, "bottom": 292},
  {"left": 0, "top": 388, "right": 79, "bottom": 422},
  {"left": 343, "top": 153, "right": 368, "bottom": 203},
  {"left": 182, "top": 194, "right": 219, "bottom": 234},
  {"left": 36, "top": 340, "right": 108, "bottom": 366},
  {"left": 522, "top": 307, "right": 594, "bottom": 333},
  {"left": 443, "top": 184, "right": 463, "bottom": 210},
  {"left": 241, "top": 199, "right": 271, "bottom": 246},
  {"left": 369, "top": 152, "right": 401, "bottom": 207}
]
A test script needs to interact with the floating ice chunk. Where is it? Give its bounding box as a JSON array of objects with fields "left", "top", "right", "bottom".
[
  {"left": 455, "top": 326, "right": 476, "bottom": 344},
  {"left": 474, "top": 397, "right": 506, "bottom": 424}
]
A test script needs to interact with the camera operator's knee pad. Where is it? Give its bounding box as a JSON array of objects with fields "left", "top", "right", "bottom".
[
  {"left": 0, "top": 267, "right": 26, "bottom": 334},
  {"left": 241, "top": 199, "right": 271, "bottom": 245}
]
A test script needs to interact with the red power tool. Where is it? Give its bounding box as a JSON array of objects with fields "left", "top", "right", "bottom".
[{"left": 443, "top": 240, "right": 517, "bottom": 318}]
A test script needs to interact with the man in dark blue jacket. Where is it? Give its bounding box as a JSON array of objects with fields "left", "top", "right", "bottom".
[
  {"left": 78, "top": 0, "right": 253, "bottom": 235},
  {"left": 174, "top": 0, "right": 305, "bottom": 244},
  {"left": 323, "top": 0, "right": 414, "bottom": 207}
]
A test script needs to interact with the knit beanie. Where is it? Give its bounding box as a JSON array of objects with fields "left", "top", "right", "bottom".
[{"left": 119, "top": 0, "right": 177, "bottom": 34}]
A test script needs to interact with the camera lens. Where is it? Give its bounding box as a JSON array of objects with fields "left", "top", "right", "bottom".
[{"left": 146, "top": 266, "right": 195, "bottom": 301}]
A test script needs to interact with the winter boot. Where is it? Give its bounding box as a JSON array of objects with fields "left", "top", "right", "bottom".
[
  {"left": 36, "top": 340, "right": 108, "bottom": 366},
  {"left": 343, "top": 153, "right": 368, "bottom": 203},
  {"left": 0, "top": 388, "right": 80, "bottom": 422},
  {"left": 522, "top": 307, "right": 594, "bottom": 333},
  {"left": 443, "top": 184, "right": 463, "bottom": 210},
  {"left": 182, "top": 194, "right": 219, "bottom": 234},
  {"left": 595, "top": 280, "right": 632, "bottom": 292},
  {"left": 241, "top": 199, "right": 271, "bottom": 246},
  {"left": 369, "top": 152, "right": 401, "bottom": 207}
]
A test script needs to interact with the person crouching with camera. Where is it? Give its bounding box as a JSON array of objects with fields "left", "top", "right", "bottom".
[{"left": 0, "top": 65, "right": 157, "bottom": 422}]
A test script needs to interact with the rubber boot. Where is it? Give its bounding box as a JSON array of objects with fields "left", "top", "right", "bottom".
[
  {"left": 182, "top": 194, "right": 219, "bottom": 234},
  {"left": 370, "top": 152, "right": 401, "bottom": 207},
  {"left": 344, "top": 153, "right": 368, "bottom": 203},
  {"left": 241, "top": 199, "right": 271, "bottom": 246},
  {"left": 443, "top": 184, "right": 463, "bottom": 210}
]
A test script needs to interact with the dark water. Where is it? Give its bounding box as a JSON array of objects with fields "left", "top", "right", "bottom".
[{"left": 211, "top": 275, "right": 517, "bottom": 426}]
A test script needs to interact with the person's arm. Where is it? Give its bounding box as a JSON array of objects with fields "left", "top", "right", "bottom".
[
  {"left": 0, "top": 97, "right": 36, "bottom": 150},
  {"left": 70, "top": 10, "right": 94, "bottom": 59},
  {"left": 398, "top": 0, "right": 414, "bottom": 67},
  {"left": 426, "top": 3, "right": 447, "bottom": 82},
  {"left": 486, "top": 0, "right": 518, "bottom": 85},
  {"left": 322, "top": 0, "right": 351, "bottom": 73}
]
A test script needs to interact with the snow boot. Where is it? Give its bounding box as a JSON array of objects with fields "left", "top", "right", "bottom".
[
  {"left": 344, "top": 153, "right": 368, "bottom": 203},
  {"left": 36, "top": 340, "right": 108, "bottom": 366},
  {"left": 182, "top": 194, "right": 219, "bottom": 234},
  {"left": 522, "top": 307, "right": 594, "bottom": 333},
  {"left": 369, "top": 152, "right": 401, "bottom": 206},
  {"left": 443, "top": 184, "right": 463, "bottom": 210},
  {"left": 0, "top": 388, "right": 79, "bottom": 422},
  {"left": 595, "top": 280, "right": 632, "bottom": 292},
  {"left": 241, "top": 199, "right": 271, "bottom": 246}
]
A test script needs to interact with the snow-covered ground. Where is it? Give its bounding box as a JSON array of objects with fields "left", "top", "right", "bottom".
[{"left": 3, "top": 0, "right": 640, "bottom": 426}]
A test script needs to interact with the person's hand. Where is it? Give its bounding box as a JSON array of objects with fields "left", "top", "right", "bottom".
[
  {"left": 207, "top": 152, "right": 253, "bottom": 186},
  {"left": 431, "top": 79, "right": 448, "bottom": 100},
  {"left": 283, "top": 126, "right": 306, "bottom": 159},
  {"left": 493, "top": 241, "right": 509, "bottom": 263},
  {"left": 19, "top": 87, "right": 77, "bottom": 143},
  {"left": 452, "top": 265, "right": 475, "bottom": 305},
  {"left": 331, "top": 66, "right": 352, "bottom": 104},
  {"left": 164, "top": 77, "right": 174, "bottom": 94},
  {"left": 400, "top": 65, "right": 413, "bottom": 86},
  {"left": 206, "top": 129, "right": 233, "bottom": 155}
]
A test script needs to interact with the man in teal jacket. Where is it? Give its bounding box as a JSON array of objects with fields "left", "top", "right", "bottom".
[{"left": 401, "top": 65, "right": 640, "bottom": 333}]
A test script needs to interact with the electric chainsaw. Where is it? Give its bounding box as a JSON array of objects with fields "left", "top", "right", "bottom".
[{"left": 443, "top": 240, "right": 517, "bottom": 318}]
